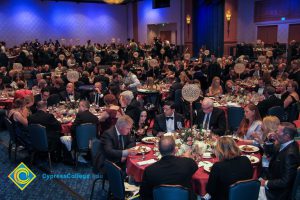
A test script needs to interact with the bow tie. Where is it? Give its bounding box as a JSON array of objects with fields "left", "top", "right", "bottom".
[{"left": 166, "top": 117, "right": 173, "bottom": 121}]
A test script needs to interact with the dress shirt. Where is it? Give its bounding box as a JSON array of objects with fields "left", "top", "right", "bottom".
[
  {"left": 166, "top": 113, "right": 175, "bottom": 132},
  {"left": 115, "top": 126, "right": 128, "bottom": 157},
  {"left": 202, "top": 113, "right": 212, "bottom": 130}
]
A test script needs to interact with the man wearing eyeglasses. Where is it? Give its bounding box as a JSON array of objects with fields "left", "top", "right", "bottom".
[
  {"left": 194, "top": 97, "right": 226, "bottom": 136},
  {"left": 152, "top": 101, "right": 184, "bottom": 137}
]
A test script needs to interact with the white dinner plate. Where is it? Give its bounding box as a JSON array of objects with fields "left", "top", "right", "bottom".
[
  {"left": 243, "top": 155, "right": 260, "bottom": 164},
  {"left": 132, "top": 146, "right": 151, "bottom": 154},
  {"left": 239, "top": 145, "right": 260, "bottom": 153},
  {"left": 141, "top": 137, "right": 159, "bottom": 144}
]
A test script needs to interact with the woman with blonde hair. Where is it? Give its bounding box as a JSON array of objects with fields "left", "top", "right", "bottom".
[
  {"left": 261, "top": 116, "right": 280, "bottom": 143},
  {"left": 207, "top": 76, "right": 223, "bottom": 97},
  {"left": 205, "top": 137, "right": 253, "bottom": 200}
]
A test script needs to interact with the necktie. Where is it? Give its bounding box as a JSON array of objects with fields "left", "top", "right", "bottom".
[
  {"left": 119, "top": 135, "right": 124, "bottom": 150},
  {"left": 204, "top": 114, "right": 209, "bottom": 129},
  {"left": 166, "top": 117, "right": 173, "bottom": 121}
]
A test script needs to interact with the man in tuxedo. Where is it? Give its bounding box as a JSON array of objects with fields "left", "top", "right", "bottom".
[
  {"left": 59, "top": 82, "right": 80, "bottom": 102},
  {"left": 152, "top": 101, "right": 184, "bottom": 136},
  {"left": 257, "top": 86, "right": 283, "bottom": 118},
  {"left": 119, "top": 90, "right": 141, "bottom": 127},
  {"left": 31, "top": 87, "right": 50, "bottom": 113},
  {"left": 28, "top": 101, "right": 62, "bottom": 159},
  {"left": 261, "top": 122, "right": 300, "bottom": 200},
  {"left": 139, "top": 136, "right": 198, "bottom": 200},
  {"left": 194, "top": 97, "right": 226, "bottom": 136},
  {"left": 89, "top": 82, "right": 105, "bottom": 107},
  {"left": 101, "top": 115, "right": 137, "bottom": 170}
]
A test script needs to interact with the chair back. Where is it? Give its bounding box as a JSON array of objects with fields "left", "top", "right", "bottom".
[
  {"left": 28, "top": 124, "right": 48, "bottom": 151},
  {"left": 76, "top": 123, "right": 97, "bottom": 151},
  {"left": 268, "top": 106, "right": 287, "bottom": 122},
  {"left": 153, "top": 185, "right": 189, "bottom": 200},
  {"left": 292, "top": 166, "right": 300, "bottom": 200},
  {"left": 91, "top": 139, "right": 104, "bottom": 172},
  {"left": 4, "top": 117, "right": 16, "bottom": 142},
  {"left": 228, "top": 107, "right": 244, "bottom": 131},
  {"left": 104, "top": 160, "right": 125, "bottom": 199},
  {"left": 288, "top": 102, "right": 299, "bottom": 122},
  {"left": 228, "top": 179, "right": 260, "bottom": 200}
]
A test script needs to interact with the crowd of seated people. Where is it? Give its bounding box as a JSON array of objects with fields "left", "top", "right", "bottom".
[{"left": 0, "top": 38, "right": 300, "bottom": 199}]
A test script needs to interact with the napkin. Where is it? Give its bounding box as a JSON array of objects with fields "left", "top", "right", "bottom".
[{"left": 137, "top": 159, "right": 157, "bottom": 166}]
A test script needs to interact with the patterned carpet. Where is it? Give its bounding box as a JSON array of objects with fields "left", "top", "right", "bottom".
[{"left": 0, "top": 130, "right": 108, "bottom": 200}]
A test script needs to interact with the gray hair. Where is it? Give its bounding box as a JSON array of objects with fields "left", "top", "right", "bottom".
[
  {"left": 116, "top": 115, "right": 133, "bottom": 129},
  {"left": 202, "top": 97, "right": 214, "bottom": 107},
  {"left": 120, "top": 90, "right": 134, "bottom": 104}
]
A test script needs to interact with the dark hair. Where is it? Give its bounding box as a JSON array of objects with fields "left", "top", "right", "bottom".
[
  {"left": 13, "top": 98, "right": 25, "bottom": 109},
  {"left": 163, "top": 101, "right": 175, "bottom": 109},
  {"left": 265, "top": 86, "right": 276, "bottom": 96},
  {"left": 37, "top": 101, "right": 47, "bottom": 110},
  {"left": 280, "top": 122, "right": 297, "bottom": 139},
  {"left": 159, "top": 136, "right": 175, "bottom": 156},
  {"left": 41, "top": 87, "right": 50, "bottom": 94}
]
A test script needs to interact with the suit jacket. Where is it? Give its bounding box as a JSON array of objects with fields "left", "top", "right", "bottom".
[
  {"left": 152, "top": 112, "right": 184, "bottom": 136},
  {"left": 28, "top": 110, "right": 61, "bottom": 139},
  {"left": 100, "top": 126, "right": 135, "bottom": 165},
  {"left": 266, "top": 141, "right": 300, "bottom": 200},
  {"left": 88, "top": 91, "right": 105, "bottom": 107},
  {"left": 59, "top": 90, "right": 81, "bottom": 102},
  {"left": 139, "top": 155, "right": 198, "bottom": 200},
  {"left": 124, "top": 100, "right": 141, "bottom": 128},
  {"left": 70, "top": 110, "right": 99, "bottom": 138},
  {"left": 195, "top": 107, "right": 226, "bottom": 136},
  {"left": 257, "top": 95, "right": 283, "bottom": 118},
  {"left": 206, "top": 156, "right": 253, "bottom": 200}
]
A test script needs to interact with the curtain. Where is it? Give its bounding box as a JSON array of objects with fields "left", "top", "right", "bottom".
[{"left": 193, "top": 0, "right": 224, "bottom": 57}]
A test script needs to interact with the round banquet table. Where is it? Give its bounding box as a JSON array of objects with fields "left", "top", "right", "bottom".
[
  {"left": 0, "top": 98, "right": 14, "bottom": 109},
  {"left": 126, "top": 140, "right": 262, "bottom": 196}
]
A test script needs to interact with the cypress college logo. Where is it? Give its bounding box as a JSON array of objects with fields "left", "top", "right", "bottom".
[{"left": 8, "top": 162, "right": 36, "bottom": 190}]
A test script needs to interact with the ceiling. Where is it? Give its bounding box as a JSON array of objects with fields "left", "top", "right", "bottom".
[{"left": 41, "top": 0, "right": 141, "bottom": 4}]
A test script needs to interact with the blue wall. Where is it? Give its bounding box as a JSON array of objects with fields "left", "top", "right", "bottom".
[{"left": 0, "top": 0, "right": 128, "bottom": 46}]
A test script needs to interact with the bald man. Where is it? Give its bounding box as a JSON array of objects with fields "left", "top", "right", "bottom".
[
  {"left": 59, "top": 82, "right": 81, "bottom": 102},
  {"left": 140, "top": 136, "right": 198, "bottom": 200}
]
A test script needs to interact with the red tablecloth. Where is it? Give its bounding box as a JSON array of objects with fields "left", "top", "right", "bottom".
[
  {"left": 126, "top": 141, "right": 261, "bottom": 196},
  {"left": 0, "top": 98, "right": 14, "bottom": 109}
]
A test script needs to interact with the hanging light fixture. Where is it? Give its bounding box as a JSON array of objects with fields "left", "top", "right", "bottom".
[{"left": 103, "top": 0, "right": 125, "bottom": 4}]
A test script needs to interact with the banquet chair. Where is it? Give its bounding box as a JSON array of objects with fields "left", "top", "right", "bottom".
[
  {"left": 47, "top": 94, "right": 61, "bottom": 106},
  {"left": 5, "top": 117, "right": 25, "bottom": 162},
  {"left": 268, "top": 106, "right": 287, "bottom": 122},
  {"left": 228, "top": 179, "right": 260, "bottom": 200},
  {"left": 75, "top": 123, "right": 97, "bottom": 169},
  {"left": 292, "top": 166, "right": 300, "bottom": 200},
  {"left": 90, "top": 139, "right": 106, "bottom": 200},
  {"left": 153, "top": 185, "right": 189, "bottom": 200},
  {"left": 28, "top": 124, "right": 52, "bottom": 171},
  {"left": 227, "top": 107, "right": 244, "bottom": 132},
  {"left": 287, "top": 102, "right": 299, "bottom": 122},
  {"left": 104, "top": 160, "right": 125, "bottom": 200}
]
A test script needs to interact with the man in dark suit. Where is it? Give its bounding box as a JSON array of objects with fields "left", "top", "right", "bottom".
[
  {"left": 257, "top": 86, "right": 283, "bottom": 118},
  {"left": 31, "top": 87, "right": 51, "bottom": 113},
  {"left": 194, "top": 97, "right": 226, "bottom": 136},
  {"left": 101, "top": 115, "right": 137, "bottom": 170},
  {"left": 59, "top": 82, "right": 81, "bottom": 102},
  {"left": 28, "top": 101, "right": 62, "bottom": 158},
  {"left": 139, "top": 136, "right": 198, "bottom": 200},
  {"left": 88, "top": 82, "right": 105, "bottom": 107},
  {"left": 152, "top": 101, "right": 184, "bottom": 136},
  {"left": 261, "top": 122, "right": 300, "bottom": 200},
  {"left": 119, "top": 90, "right": 141, "bottom": 127},
  {"left": 70, "top": 100, "right": 99, "bottom": 143}
]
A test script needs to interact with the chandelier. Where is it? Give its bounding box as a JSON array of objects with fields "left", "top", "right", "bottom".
[{"left": 103, "top": 0, "right": 125, "bottom": 4}]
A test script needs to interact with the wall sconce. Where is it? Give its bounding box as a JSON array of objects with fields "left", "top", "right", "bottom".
[
  {"left": 226, "top": 10, "right": 231, "bottom": 36},
  {"left": 186, "top": 14, "right": 191, "bottom": 38},
  {"left": 186, "top": 14, "right": 191, "bottom": 25}
]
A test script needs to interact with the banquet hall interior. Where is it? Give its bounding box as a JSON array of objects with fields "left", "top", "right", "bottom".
[{"left": 0, "top": 0, "right": 300, "bottom": 199}]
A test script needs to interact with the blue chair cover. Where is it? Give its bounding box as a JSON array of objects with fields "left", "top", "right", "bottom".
[
  {"left": 153, "top": 185, "right": 189, "bottom": 200},
  {"left": 76, "top": 123, "right": 97, "bottom": 151},
  {"left": 104, "top": 160, "right": 125, "bottom": 199},
  {"left": 268, "top": 106, "right": 287, "bottom": 122},
  {"left": 228, "top": 106, "right": 244, "bottom": 131},
  {"left": 292, "top": 167, "right": 300, "bottom": 200},
  {"left": 228, "top": 179, "right": 260, "bottom": 200},
  {"left": 28, "top": 124, "right": 48, "bottom": 151}
]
